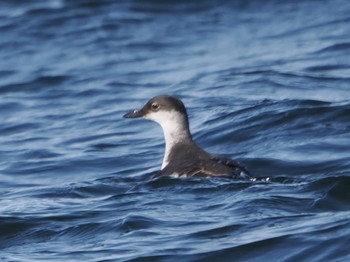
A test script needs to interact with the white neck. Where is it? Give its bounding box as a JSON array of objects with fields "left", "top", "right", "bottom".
[
  {"left": 145, "top": 110, "right": 191, "bottom": 169},
  {"left": 161, "top": 118, "right": 191, "bottom": 169}
]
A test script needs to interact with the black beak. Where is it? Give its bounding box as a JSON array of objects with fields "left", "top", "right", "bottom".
[{"left": 123, "top": 109, "right": 144, "bottom": 118}]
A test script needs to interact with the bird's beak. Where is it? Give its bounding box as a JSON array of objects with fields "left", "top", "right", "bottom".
[{"left": 123, "top": 109, "right": 144, "bottom": 118}]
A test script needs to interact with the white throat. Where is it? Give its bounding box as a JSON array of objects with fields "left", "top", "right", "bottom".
[{"left": 145, "top": 110, "right": 191, "bottom": 169}]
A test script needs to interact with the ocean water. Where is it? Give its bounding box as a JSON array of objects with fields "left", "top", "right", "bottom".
[{"left": 1, "top": 0, "right": 350, "bottom": 261}]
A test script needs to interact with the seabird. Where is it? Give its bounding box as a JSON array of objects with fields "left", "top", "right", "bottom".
[{"left": 124, "top": 95, "right": 250, "bottom": 179}]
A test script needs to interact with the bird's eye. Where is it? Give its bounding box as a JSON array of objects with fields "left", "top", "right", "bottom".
[{"left": 151, "top": 103, "right": 159, "bottom": 111}]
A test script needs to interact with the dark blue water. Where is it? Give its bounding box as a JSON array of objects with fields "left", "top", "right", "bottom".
[{"left": 1, "top": 0, "right": 350, "bottom": 261}]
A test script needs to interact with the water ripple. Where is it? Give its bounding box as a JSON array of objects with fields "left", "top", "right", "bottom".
[{"left": 1, "top": 0, "right": 350, "bottom": 261}]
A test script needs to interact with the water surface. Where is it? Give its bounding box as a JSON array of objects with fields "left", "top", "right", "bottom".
[{"left": 1, "top": 0, "right": 350, "bottom": 261}]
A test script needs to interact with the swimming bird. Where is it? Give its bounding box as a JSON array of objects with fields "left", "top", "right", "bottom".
[{"left": 123, "top": 95, "right": 250, "bottom": 179}]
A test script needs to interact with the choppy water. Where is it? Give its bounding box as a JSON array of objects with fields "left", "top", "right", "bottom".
[{"left": 1, "top": 0, "right": 350, "bottom": 261}]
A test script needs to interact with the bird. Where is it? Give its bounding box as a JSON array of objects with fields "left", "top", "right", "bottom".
[{"left": 123, "top": 95, "right": 250, "bottom": 179}]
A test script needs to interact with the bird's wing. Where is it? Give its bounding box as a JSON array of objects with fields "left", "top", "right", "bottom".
[
  {"left": 154, "top": 154, "right": 250, "bottom": 179},
  {"left": 209, "top": 154, "right": 251, "bottom": 179}
]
